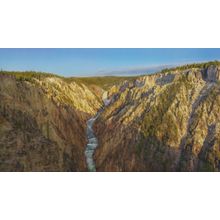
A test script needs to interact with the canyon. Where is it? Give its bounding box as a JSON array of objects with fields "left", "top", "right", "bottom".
[{"left": 0, "top": 61, "right": 220, "bottom": 171}]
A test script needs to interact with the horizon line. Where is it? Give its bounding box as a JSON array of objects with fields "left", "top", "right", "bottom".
[{"left": 0, "top": 59, "right": 219, "bottom": 78}]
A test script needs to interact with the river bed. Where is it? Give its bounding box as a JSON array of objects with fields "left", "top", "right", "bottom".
[{"left": 84, "top": 112, "right": 101, "bottom": 171}]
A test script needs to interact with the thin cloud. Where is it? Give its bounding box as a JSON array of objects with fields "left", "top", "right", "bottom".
[{"left": 80, "top": 59, "right": 220, "bottom": 77}]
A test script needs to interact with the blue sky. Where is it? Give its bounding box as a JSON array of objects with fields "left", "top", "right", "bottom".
[{"left": 0, "top": 48, "right": 219, "bottom": 76}]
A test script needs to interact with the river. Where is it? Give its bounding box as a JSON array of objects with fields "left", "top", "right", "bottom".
[
  {"left": 84, "top": 111, "right": 101, "bottom": 171},
  {"left": 85, "top": 92, "right": 110, "bottom": 171}
]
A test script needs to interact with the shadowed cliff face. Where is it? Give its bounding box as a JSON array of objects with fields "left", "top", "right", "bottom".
[
  {"left": 94, "top": 65, "right": 220, "bottom": 171},
  {"left": 0, "top": 75, "right": 102, "bottom": 171}
]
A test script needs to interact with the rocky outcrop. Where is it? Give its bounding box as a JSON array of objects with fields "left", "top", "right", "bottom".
[
  {"left": 203, "top": 65, "right": 220, "bottom": 82},
  {"left": 94, "top": 64, "right": 220, "bottom": 171}
]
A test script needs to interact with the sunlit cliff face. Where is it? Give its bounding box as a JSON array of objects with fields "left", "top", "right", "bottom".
[
  {"left": 0, "top": 75, "right": 102, "bottom": 171},
  {"left": 94, "top": 65, "right": 220, "bottom": 171}
]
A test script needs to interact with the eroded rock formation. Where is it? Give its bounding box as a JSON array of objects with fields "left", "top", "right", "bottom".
[
  {"left": 0, "top": 75, "right": 101, "bottom": 171},
  {"left": 94, "top": 65, "right": 220, "bottom": 171}
]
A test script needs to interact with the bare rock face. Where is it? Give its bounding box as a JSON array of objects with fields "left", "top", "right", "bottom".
[
  {"left": 0, "top": 75, "right": 101, "bottom": 171},
  {"left": 203, "top": 65, "right": 220, "bottom": 82},
  {"left": 155, "top": 73, "right": 175, "bottom": 86},
  {"left": 94, "top": 65, "right": 220, "bottom": 171}
]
